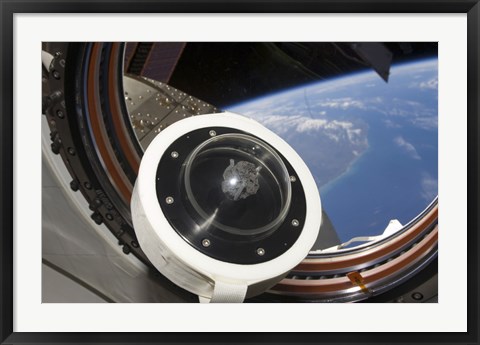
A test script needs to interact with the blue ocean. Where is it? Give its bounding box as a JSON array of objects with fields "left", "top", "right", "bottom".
[{"left": 228, "top": 59, "right": 438, "bottom": 242}]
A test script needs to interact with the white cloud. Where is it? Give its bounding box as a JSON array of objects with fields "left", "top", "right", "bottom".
[
  {"left": 314, "top": 97, "right": 366, "bottom": 110},
  {"left": 394, "top": 136, "right": 421, "bottom": 160},
  {"left": 251, "top": 114, "right": 367, "bottom": 148},
  {"left": 412, "top": 116, "right": 438, "bottom": 130},
  {"left": 421, "top": 173, "right": 438, "bottom": 201},
  {"left": 409, "top": 77, "right": 438, "bottom": 90},
  {"left": 419, "top": 78, "right": 438, "bottom": 90},
  {"left": 295, "top": 118, "right": 329, "bottom": 133},
  {"left": 383, "top": 119, "right": 402, "bottom": 128},
  {"left": 378, "top": 97, "right": 437, "bottom": 131}
]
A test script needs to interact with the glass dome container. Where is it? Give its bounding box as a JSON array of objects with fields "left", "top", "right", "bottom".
[{"left": 184, "top": 133, "right": 292, "bottom": 236}]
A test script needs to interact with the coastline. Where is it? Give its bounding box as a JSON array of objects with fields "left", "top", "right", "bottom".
[{"left": 319, "top": 144, "right": 371, "bottom": 197}]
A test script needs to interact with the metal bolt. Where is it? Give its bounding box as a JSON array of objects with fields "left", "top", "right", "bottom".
[
  {"left": 256, "top": 248, "right": 265, "bottom": 256},
  {"left": 67, "top": 147, "right": 75, "bottom": 156},
  {"left": 290, "top": 175, "right": 297, "bottom": 182},
  {"left": 84, "top": 181, "right": 92, "bottom": 190},
  {"left": 105, "top": 213, "right": 113, "bottom": 221},
  {"left": 52, "top": 70, "right": 60, "bottom": 79},
  {"left": 171, "top": 151, "right": 179, "bottom": 159},
  {"left": 165, "top": 196, "right": 174, "bottom": 204},
  {"left": 412, "top": 292, "right": 424, "bottom": 300},
  {"left": 209, "top": 130, "right": 217, "bottom": 137},
  {"left": 202, "top": 239, "right": 211, "bottom": 247},
  {"left": 91, "top": 212, "right": 103, "bottom": 225},
  {"left": 70, "top": 180, "right": 79, "bottom": 192},
  {"left": 56, "top": 109, "right": 64, "bottom": 119},
  {"left": 291, "top": 219, "right": 300, "bottom": 227},
  {"left": 50, "top": 141, "right": 61, "bottom": 155}
]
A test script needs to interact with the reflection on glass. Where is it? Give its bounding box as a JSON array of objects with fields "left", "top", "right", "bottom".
[
  {"left": 227, "top": 59, "right": 438, "bottom": 243},
  {"left": 184, "top": 133, "right": 292, "bottom": 236}
]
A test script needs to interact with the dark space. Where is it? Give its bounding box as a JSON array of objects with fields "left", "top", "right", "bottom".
[{"left": 125, "top": 42, "right": 437, "bottom": 108}]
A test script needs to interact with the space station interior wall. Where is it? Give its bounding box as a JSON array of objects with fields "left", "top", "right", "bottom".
[{"left": 41, "top": 117, "right": 185, "bottom": 303}]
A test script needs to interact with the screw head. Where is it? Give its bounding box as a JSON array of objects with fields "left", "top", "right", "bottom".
[
  {"left": 290, "top": 175, "right": 297, "bottom": 182},
  {"left": 165, "top": 196, "right": 174, "bottom": 204},
  {"left": 411, "top": 292, "right": 424, "bottom": 301},
  {"left": 70, "top": 180, "right": 79, "bottom": 192},
  {"left": 202, "top": 239, "right": 211, "bottom": 247},
  {"left": 291, "top": 219, "right": 300, "bottom": 227},
  {"left": 56, "top": 110, "right": 64, "bottom": 119},
  {"left": 256, "top": 248, "right": 265, "bottom": 256},
  {"left": 209, "top": 130, "right": 217, "bottom": 137},
  {"left": 171, "top": 151, "right": 179, "bottom": 159}
]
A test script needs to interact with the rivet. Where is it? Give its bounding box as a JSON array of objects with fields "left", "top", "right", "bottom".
[
  {"left": 202, "top": 239, "right": 211, "bottom": 247},
  {"left": 290, "top": 175, "right": 297, "bottom": 182},
  {"left": 171, "top": 151, "right": 179, "bottom": 159},
  {"left": 291, "top": 219, "right": 300, "bottom": 227},
  {"left": 209, "top": 130, "right": 217, "bottom": 137},
  {"left": 165, "top": 196, "right": 174, "bottom": 204},
  {"left": 256, "top": 248, "right": 265, "bottom": 256}
]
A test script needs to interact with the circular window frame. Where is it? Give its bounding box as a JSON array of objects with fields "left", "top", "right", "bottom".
[{"left": 42, "top": 41, "right": 438, "bottom": 302}]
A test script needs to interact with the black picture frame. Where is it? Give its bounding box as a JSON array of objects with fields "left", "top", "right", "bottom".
[{"left": 1, "top": 1, "right": 479, "bottom": 344}]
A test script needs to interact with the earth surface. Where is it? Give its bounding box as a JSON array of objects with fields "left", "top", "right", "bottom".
[{"left": 227, "top": 59, "right": 438, "bottom": 243}]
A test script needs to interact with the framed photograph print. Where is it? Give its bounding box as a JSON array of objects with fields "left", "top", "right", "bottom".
[{"left": 1, "top": 0, "right": 479, "bottom": 344}]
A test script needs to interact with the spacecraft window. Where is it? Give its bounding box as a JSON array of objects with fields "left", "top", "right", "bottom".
[{"left": 123, "top": 42, "right": 438, "bottom": 252}]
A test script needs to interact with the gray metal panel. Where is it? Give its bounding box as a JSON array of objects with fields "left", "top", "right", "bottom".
[
  {"left": 351, "top": 42, "right": 393, "bottom": 82},
  {"left": 42, "top": 118, "right": 192, "bottom": 302},
  {"left": 312, "top": 210, "right": 341, "bottom": 250},
  {"left": 123, "top": 75, "right": 220, "bottom": 150}
]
